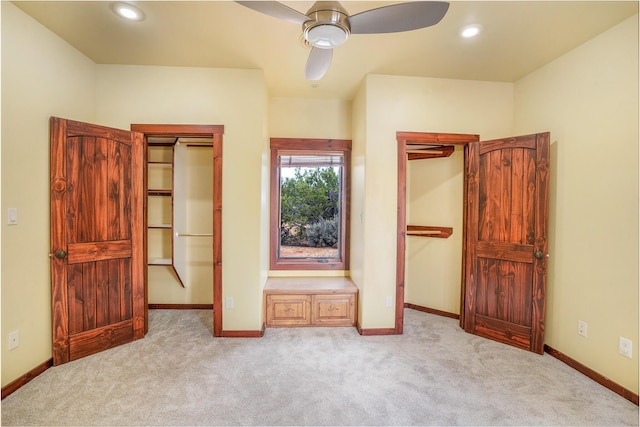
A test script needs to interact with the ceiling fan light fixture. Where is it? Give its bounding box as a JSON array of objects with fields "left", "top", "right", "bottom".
[
  {"left": 303, "top": 5, "right": 350, "bottom": 49},
  {"left": 306, "top": 24, "right": 348, "bottom": 48}
]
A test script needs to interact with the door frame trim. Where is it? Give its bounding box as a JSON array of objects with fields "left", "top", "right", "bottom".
[
  {"left": 131, "top": 124, "right": 224, "bottom": 337},
  {"left": 395, "top": 132, "right": 479, "bottom": 334}
]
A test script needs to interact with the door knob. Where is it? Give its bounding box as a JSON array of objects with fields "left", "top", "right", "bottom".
[
  {"left": 534, "top": 251, "right": 543, "bottom": 260},
  {"left": 54, "top": 250, "right": 67, "bottom": 260}
]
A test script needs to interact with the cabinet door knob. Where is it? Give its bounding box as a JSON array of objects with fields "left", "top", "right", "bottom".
[{"left": 534, "top": 251, "right": 543, "bottom": 260}]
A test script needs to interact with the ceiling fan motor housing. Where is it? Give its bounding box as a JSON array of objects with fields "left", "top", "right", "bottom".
[{"left": 303, "top": 1, "right": 351, "bottom": 49}]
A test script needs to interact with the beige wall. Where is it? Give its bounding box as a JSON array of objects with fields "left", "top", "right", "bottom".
[
  {"left": 513, "top": 15, "right": 639, "bottom": 394},
  {"left": 95, "top": 64, "right": 269, "bottom": 332},
  {"left": 269, "top": 97, "right": 351, "bottom": 140},
  {"left": 1, "top": 2, "right": 97, "bottom": 386},
  {"left": 350, "top": 82, "right": 367, "bottom": 324},
  {"left": 353, "top": 75, "right": 513, "bottom": 328}
]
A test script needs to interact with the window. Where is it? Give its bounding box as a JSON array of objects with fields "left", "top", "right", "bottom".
[{"left": 270, "top": 138, "right": 351, "bottom": 270}]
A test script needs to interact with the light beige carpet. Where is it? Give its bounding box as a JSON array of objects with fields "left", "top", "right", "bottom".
[{"left": 1, "top": 308, "right": 638, "bottom": 426}]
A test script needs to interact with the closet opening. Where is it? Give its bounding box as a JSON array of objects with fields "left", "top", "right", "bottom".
[
  {"left": 395, "top": 132, "right": 479, "bottom": 334},
  {"left": 397, "top": 131, "right": 550, "bottom": 354},
  {"left": 131, "top": 124, "right": 224, "bottom": 337}
]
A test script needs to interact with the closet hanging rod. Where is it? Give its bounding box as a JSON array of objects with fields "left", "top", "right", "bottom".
[
  {"left": 406, "top": 149, "right": 445, "bottom": 155},
  {"left": 176, "top": 233, "right": 213, "bottom": 237},
  {"left": 406, "top": 225, "right": 453, "bottom": 239},
  {"left": 176, "top": 138, "right": 214, "bottom": 147}
]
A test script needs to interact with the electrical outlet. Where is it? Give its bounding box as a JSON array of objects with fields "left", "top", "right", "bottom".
[
  {"left": 225, "top": 297, "right": 234, "bottom": 309},
  {"left": 385, "top": 296, "right": 393, "bottom": 307},
  {"left": 8, "top": 330, "right": 19, "bottom": 350},
  {"left": 577, "top": 320, "right": 587, "bottom": 337},
  {"left": 619, "top": 337, "right": 632, "bottom": 358}
]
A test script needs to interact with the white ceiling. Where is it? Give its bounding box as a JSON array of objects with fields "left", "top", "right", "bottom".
[{"left": 13, "top": 1, "right": 638, "bottom": 100}]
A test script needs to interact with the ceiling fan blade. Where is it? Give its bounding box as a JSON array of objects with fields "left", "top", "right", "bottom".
[
  {"left": 236, "top": 1, "right": 309, "bottom": 25},
  {"left": 349, "top": 1, "right": 449, "bottom": 34},
  {"left": 305, "top": 47, "right": 333, "bottom": 80}
]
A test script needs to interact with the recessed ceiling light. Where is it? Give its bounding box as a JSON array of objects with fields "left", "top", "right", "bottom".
[
  {"left": 461, "top": 24, "right": 482, "bottom": 38},
  {"left": 112, "top": 2, "right": 144, "bottom": 21}
]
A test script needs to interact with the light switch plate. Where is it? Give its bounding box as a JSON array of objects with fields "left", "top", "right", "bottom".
[{"left": 7, "top": 208, "right": 17, "bottom": 225}]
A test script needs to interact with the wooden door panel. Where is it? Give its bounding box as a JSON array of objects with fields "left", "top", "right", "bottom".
[
  {"left": 51, "top": 117, "right": 144, "bottom": 365},
  {"left": 478, "top": 147, "right": 536, "bottom": 244},
  {"left": 67, "top": 240, "right": 132, "bottom": 264},
  {"left": 478, "top": 134, "right": 537, "bottom": 155},
  {"left": 475, "top": 315, "right": 531, "bottom": 350},
  {"left": 78, "top": 137, "right": 97, "bottom": 243},
  {"left": 96, "top": 261, "right": 110, "bottom": 328},
  {"left": 464, "top": 132, "right": 549, "bottom": 354},
  {"left": 69, "top": 319, "right": 135, "bottom": 361},
  {"left": 476, "top": 259, "right": 533, "bottom": 325},
  {"left": 67, "top": 264, "right": 84, "bottom": 335},
  {"left": 476, "top": 241, "right": 533, "bottom": 263},
  {"left": 67, "top": 137, "right": 132, "bottom": 244},
  {"left": 67, "top": 259, "right": 133, "bottom": 333}
]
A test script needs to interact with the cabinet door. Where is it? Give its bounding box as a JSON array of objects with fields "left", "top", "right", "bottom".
[
  {"left": 266, "top": 295, "right": 311, "bottom": 326},
  {"left": 312, "top": 294, "right": 355, "bottom": 326}
]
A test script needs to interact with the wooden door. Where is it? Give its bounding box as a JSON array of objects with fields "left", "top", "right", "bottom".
[
  {"left": 50, "top": 117, "right": 145, "bottom": 365},
  {"left": 462, "top": 132, "right": 550, "bottom": 354}
]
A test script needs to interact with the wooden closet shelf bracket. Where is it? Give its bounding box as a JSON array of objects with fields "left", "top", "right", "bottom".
[
  {"left": 407, "top": 146, "right": 454, "bottom": 161},
  {"left": 406, "top": 225, "right": 453, "bottom": 239}
]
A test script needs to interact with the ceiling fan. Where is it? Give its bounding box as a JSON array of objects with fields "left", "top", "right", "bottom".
[{"left": 237, "top": 1, "right": 449, "bottom": 80}]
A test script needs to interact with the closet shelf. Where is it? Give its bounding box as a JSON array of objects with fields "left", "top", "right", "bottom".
[
  {"left": 147, "top": 142, "right": 185, "bottom": 289},
  {"left": 148, "top": 257, "right": 172, "bottom": 265},
  {"left": 147, "top": 259, "right": 186, "bottom": 288},
  {"left": 406, "top": 225, "right": 453, "bottom": 239},
  {"left": 407, "top": 145, "right": 454, "bottom": 160}
]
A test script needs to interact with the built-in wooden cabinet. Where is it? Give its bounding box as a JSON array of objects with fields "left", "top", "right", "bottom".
[
  {"left": 266, "top": 294, "right": 311, "bottom": 326},
  {"left": 264, "top": 277, "right": 357, "bottom": 327},
  {"left": 312, "top": 294, "right": 355, "bottom": 326}
]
